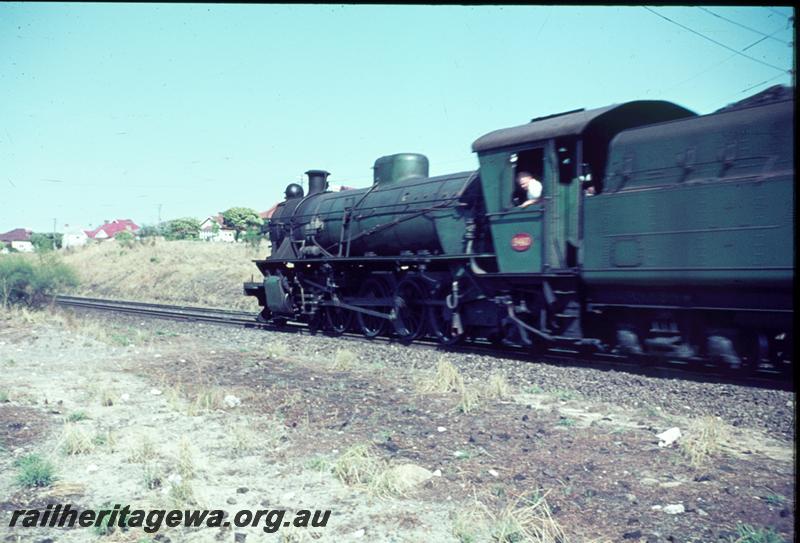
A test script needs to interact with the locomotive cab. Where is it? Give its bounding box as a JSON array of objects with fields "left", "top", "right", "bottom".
[{"left": 472, "top": 101, "right": 695, "bottom": 275}]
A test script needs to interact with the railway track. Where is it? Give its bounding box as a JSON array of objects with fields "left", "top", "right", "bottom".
[{"left": 54, "top": 294, "right": 792, "bottom": 391}]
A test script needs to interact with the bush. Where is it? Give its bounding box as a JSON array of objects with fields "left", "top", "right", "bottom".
[
  {"left": 114, "top": 231, "right": 136, "bottom": 248},
  {"left": 0, "top": 255, "right": 79, "bottom": 307},
  {"left": 30, "top": 232, "right": 63, "bottom": 252},
  {"left": 15, "top": 454, "right": 56, "bottom": 487},
  {"left": 164, "top": 218, "right": 201, "bottom": 241}
]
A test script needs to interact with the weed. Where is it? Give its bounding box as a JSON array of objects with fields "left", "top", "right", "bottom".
[
  {"left": 525, "top": 385, "right": 544, "bottom": 395},
  {"left": 763, "top": 492, "right": 787, "bottom": 507},
  {"left": 368, "top": 463, "right": 432, "bottom": 499},
  {"left": 680, "top": 416, "right": 729, "bottom": 468},
  {"left": 15, "top": 454, "right": 56, "bottom": 487},
  {"left": 265, "top": 342, "right": 289, "bottom": 360},
  {"left": 452, "top": 501, "right": 492, "bottom": 543},
  {"left": 558, "top": 417, "right": 576, "bottom": 427},
  {"left": 229, "top": 424, "right": 260, "bottom": 456},
  {"left": 306, "top": 456, "right": 331, "bottom": 472},
  {"left": 331, "top": 348, "right": 357, "bottom": 371},
  {"left": 92, "top": 430, "right": 117, "bottom": 450},
  {"left": 456, "top": 385, "right": 481, "bottom": 414},
  {"left": 166, "top": 474, "right": 196, "bottom": 508},
  {"left": 129, "top": 434, "right": 157, "bottom": 463},
  {"left": 0, "top": 390, "right": 9, "bottom": 403},
  {"left": 66, "top": 410, "right": 89, "bottom": 422},
  {"left": 142, "top": 461, "right": 163, "bottom": 490},
  {"left": 166, "top": 384, "right": 186, "bottom": 412},
  {"left": 453, "top": 450, "right": 475, "bottom": 461},
  {"left": 490, "top": 491, "right": 566, "bottom": 543},
  {"left": 61, "top": 423, "right": 94, "bottom": 455},
  {"left": 187, "top": 387, "right": 223, "bottom": 416},
  {"left": 332, "top": 443, "right": 381, "bottom": 486},
  {"left": 727, "top": 524, "right": 786, "bottom": 543},
  {"left": 554, "top": 389, "right": 576, "bottom": 402},
  {"left": 417, "top": 356, "right": 464, "bottom": 394},
  {"left": 96, "top": 386, "right": 117, "bottom": 407},
  {"left": 177, "top": 436, "right": 195, "bottom": 480},
  {"left": 483, "top": 373, "right": 512, "bottom": 400},
  {"left": 93, "top": 501, "right": 127, "bottom": 535}
]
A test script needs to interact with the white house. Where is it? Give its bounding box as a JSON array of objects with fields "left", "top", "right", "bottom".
[
  {"left": 0, "top": 228, "right": 34, "bottom": 253},
  {"left": 199, "top": 215, "right": 236, "bottom": 242},
  {"left": 62, "top": 227, "right": 89, "bottom": 249}
]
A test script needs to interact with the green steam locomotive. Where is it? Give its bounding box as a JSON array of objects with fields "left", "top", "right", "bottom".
[{"left": 245, "top": 85, "right": 793, "bottom": 374}]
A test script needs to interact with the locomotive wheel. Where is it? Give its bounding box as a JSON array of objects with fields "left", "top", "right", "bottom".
[
  {"left": 325, "top": 305, "right": 353, "bottom": 336},
  {"left": 392, "top": 278, "right": 427, "bottom": 342},
  {"left": 356, "top": 278, "right": 390, "bottom": 338},
  {"left": 427, "top": 298, "right": 464, "bottom": 346}
]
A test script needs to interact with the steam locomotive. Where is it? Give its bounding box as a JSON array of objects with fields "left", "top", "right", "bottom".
[{"left": 244, "top": 86, "right": 793, "bottom": 374}]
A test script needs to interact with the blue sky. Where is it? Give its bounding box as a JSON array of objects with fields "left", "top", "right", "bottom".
[{"left": 0, "top": 4, "right": 794, "bottom": 232}]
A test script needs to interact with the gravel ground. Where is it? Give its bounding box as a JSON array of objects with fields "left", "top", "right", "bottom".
[
  {"left": 3, "top": 308, "right": 793, "bottom": 543},
  {"left": 149, "top": 316, "right": 795, "bottom": 442}
]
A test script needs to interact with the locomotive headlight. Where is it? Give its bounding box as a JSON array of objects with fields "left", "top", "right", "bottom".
[
  {"left": 286, "top": 262, "right": 295, "bottom": 269},
  {"left": 400, "top": 265, "right": 409, "bottom": 270}
]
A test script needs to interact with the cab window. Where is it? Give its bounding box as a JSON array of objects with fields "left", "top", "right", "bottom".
[{"left": 508, "top": 148, "right": 544, "bottom": 208}]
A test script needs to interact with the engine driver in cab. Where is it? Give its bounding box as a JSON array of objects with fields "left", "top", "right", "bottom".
[{"left": 515, "top": 170, "right": 542, "bottom": 207}]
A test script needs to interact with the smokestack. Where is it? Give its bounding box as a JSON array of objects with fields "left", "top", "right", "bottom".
[{"left": 305, "top": 170, "right": 330, "bottom": 195}]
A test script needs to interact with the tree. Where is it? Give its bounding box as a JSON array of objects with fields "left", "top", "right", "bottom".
[
  {"left": 138, "top": 224, "right": 163, "bottom": 238},
  {"left": 222, "top": 207, "right": 262, "bottom": 241},
  {"left": 242, "top": 227, "right": 266, "bottom": 249},
  {"left": 164, "top": 218, "right": 201, "bottom": 240},
  {"left": 30, "top": 233, "right": 63, "bottom": 252},
  {"left": 114, "top": 231, "right": 135, "bottom": 248}
]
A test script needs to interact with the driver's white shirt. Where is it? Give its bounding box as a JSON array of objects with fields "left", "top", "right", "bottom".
[{"left": 527, "top": 178, "right": 543, "bottom": 199}]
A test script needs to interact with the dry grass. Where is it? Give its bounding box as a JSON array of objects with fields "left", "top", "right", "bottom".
[
  {"left": 330, "top": 348, "right": 357, "bottom": 370},
  {"left": 483, "top": 373, "right": 512, "bottom": 400},
  {"left": 166, "top": 473, "right": 196, "bottom": 508},
  {"left": 60, "top": 423, "right": 94, "bottom": 455},
  {"left": 91, "top": 384, "right": 117, "bottom": 407},
  {"left": 332, "top": 443, "right": 382, "bottom": 486},
  {"left": 368, "top": 464, "right": 432, "bottom": 499},
  {"left": 456, "top": 385, "right": 481, "bottom": 414},
  {"left": 417, "top": 357, "right": 483, "bottom": 414},
  {"left": 680, "top": 415, "right": 730, "bottom": 468},
  {"left": 142, "top": 461, "right": 164, "bottom": 490},
  {"left": 176, "top": 436, "right": 195, "bottom": 480},
  {"left": 62, "top": 239, "right": 264, "bottom": 310},
  {"left": 187, "top": 387, "right": 224, "bottom": 416},
  {"left": 452, "top": 492, "right": 567, "bottom": 543},
  {"left": 265, "top": 341, "right": 289, "bottom": 360},
  {"left": 417, "top": 357, "right": 465, "bottom": 394},
  {"left": 128, "top": 434, "right": 158, "bottom": 463}
]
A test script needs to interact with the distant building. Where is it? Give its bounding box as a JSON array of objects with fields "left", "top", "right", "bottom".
[
  {"left": 85, "top": 219, "right": 140, "bottom": 241},
  {"left": 62, "top": 226, "right": 89, "bottom": 249},
  {"left": 0, "top": 228, "right": 34, "bottom": 253},
  {"left": 199, "top": 214, "right": 236, "bottom": 243}
]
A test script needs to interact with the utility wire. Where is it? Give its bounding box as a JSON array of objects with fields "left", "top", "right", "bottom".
[
  {"left": 742, "top": 23, "right": 791, "bottom": 51},
  {"left": 644, "top": 7, "right": 790, "bottom": 74},
  {"left": 767, "top": 7, "right": 792, "bottom": 20},
  {"left": 739, "top": 72, "right": 789, "bottom": 94},
  {"left": 698, "top": 7, "right": 791, "bottom": 45}
]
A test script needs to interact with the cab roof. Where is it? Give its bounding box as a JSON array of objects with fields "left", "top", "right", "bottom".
[{"left": 471, "top": 100, "right": 696, "bottom": 153}]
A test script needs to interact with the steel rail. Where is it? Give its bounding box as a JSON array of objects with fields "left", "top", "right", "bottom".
[{"left": 54, "top": 295, "right": 792, "bottom": 391}]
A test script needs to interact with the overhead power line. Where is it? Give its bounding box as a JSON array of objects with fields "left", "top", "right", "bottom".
[
  {"left": 740, "top": 72, "right": 789, "bottom": 94},
  {"left": 644, "top": 7, "right": 791, "bottom": 74},
  {"left": 698, "top": 7, "right": 791, "bottom": 45}
]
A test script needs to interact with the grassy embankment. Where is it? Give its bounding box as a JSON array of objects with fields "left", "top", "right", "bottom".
[{"left": 61, "top": 240, "right": 266, "bottom": 310}]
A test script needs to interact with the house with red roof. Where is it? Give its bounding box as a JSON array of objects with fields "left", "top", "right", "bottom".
[
  {"left": 0, "top": 228, "right": 34, "bottom": 253},
  {"left": 84, "top": 219, "right": 139, "bottom": 241}
]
